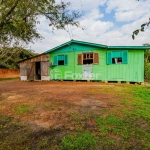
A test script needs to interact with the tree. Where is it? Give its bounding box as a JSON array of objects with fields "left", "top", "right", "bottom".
[
  {"left": 143, "top": 43, "right": 150, "bottom": 63},
  {"left": 132, "top": 0, "right": 150, "bottom": 39},
  {"left": 0, "top": 0, "right": 80, "bottom": 46},
  {"left": 143, "top": 43, "right": 150, "bottom": 81},
  {"left": 0, "top": 47, "right": 36, "bottom": 68},
  {"left": 132, "top": 18, "right": 150, "bottom": 39}
]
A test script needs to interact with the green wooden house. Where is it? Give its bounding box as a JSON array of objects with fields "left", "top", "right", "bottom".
[
  {"left": 19, "top": 40, "right": 150, "bottom": 82},
  {"left": 43, "top": 40, "right": 150, "bottom": 83}
]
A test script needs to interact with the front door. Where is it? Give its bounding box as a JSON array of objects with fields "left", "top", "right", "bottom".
[{"left": 82, "top": 64, "right": 92, "bottom": 80}]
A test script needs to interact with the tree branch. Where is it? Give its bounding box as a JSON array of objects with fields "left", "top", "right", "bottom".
[{"left": 0, "top": 0, "right": 19, "bottom": 30}]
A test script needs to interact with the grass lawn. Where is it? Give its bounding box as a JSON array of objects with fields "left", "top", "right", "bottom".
[{"left": 0, "top": 80, "right": 150, "bottom": 150}]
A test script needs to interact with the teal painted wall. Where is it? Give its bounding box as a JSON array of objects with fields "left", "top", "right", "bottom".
[{"left": 49, "top": 44, "right": 144, "bottom": 82}]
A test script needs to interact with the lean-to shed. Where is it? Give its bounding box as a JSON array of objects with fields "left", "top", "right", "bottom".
[{"left": 18, "top": 53, "right": 49, "bottom": 81}]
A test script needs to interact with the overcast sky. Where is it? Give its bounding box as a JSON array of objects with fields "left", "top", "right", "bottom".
[{"left": 29, "top": 0, "right": 150, "bottom": 53}]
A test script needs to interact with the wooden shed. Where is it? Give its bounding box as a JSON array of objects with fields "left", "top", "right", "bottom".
[{"left": 18, "top": 53, "right": 49, "bottom": 81}]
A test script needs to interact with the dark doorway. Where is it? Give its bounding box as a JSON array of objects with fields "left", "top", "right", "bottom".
[{"left": 35, "top": 62, "right": 41, "bottom": 80}]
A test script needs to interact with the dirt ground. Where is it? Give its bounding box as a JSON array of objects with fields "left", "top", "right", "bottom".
[
  {"left": 0, "top": 80, "right": 123, "bottom": 130},
  {"left": 1, "top": 79, "right": 150, "bottom": 150}
]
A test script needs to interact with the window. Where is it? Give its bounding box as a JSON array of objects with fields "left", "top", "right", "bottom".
[
  {"left": 53, "top": 55, "right": 68, "bottom": 66},
  {"left": 83, "top": 53, "right": 93, "bottom": 64},
  {"left": 112, "top": 58, "right": 122, "bottom": 64},
  {"left": 58, "top": 60, "right": 64, "bottom": 65},
  {"left": 107, "top": 50, "right": 128, "bottom": 65},
  {"left": 78, "top": 52, "right": 99, "bottom": 65}
]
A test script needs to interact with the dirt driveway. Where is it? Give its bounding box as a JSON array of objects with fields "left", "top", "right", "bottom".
[{"left": 0, "top": 80, "right": 122, "bottom": 129}]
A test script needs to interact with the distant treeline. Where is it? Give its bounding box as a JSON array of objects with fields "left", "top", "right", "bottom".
[{"left": 0, "top": 47, "right": 37, "bottom": 69}]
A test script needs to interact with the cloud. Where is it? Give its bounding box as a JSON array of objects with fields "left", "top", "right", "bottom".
[
  {"left": 67, "top": 0, "right": 108, "bottom": 11},
  {"left": 106, "top": 0, "right": 150, "bottom": 22},
  {"left": 29, "top": 0, "right": 150, "bottom": 53}
]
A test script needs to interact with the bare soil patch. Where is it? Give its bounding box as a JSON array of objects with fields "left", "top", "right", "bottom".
[
  {"left": 0, "top": 81, "right": 121, "bottom": 129},
  {"left": 0, "top": 80, "right": 150, "bottom": 150}
]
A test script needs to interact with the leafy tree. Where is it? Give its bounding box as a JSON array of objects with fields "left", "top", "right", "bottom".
[
  {"left": 143, "top": 43, "right": 150, "bottom": 81},
  {"left": 132, "top": 0, "right": 150, "bottom": 39},
  {"left": 143, "top": 43, "right": 150, "bottom": 63},
  {"left": 0, "top": 47, "right": 36, "bottom": 68},
  {"left": 132, "top": 19, "right": 150, "bottom": 39},
  {"left": 0, "top": 0, "right": 80, "bottom": 46}
]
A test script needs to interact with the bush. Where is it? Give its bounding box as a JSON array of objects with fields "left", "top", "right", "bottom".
[{"left": 144, "top": 63, "right": 150, "bottom": 81}]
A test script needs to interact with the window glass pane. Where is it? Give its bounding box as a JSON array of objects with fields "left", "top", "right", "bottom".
[
  {"left": 118, "top": 58, "right": 122, "bottom": 64},
  {"left": 112, "top": 58, "right": 122, "bottom": 64},
  {"left": 87, "top": 54, "right": 89, "bottom": 58},
  {"left": 83, "top": 54, "right": 86, "bottom": 59},
  {"left": 90, "top": 54, "right": 93, "bottom": 58},
  {"left": 58, "top": 60, "right": 64, "bottom": 65},
  {"left": 83, "top": 59, "right": 93, "bottom": 64}
]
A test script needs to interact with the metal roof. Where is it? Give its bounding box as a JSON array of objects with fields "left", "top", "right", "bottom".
[
  {"left": 44, "top": 40, "right": 108, "bottom": 53},
  {"left": 17, "top": 53, "right": 45, "bottom": 63},
  {"left": 44, "top": 39, "right": 150, "bottom": 54}
]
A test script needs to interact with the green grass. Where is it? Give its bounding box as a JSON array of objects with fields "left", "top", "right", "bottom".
[
  {"left": 1, "top": 84, "right": 150, "bottom": 150},
  {"left": 0, "top": 77, "right": 19, "bottom": 81},
  {"left": 14, "top": 105, "right": 36, "bottom": 115},
  {"left": 61, "top": 131, "right": 97, "bottom": 150},
  {"left": 132, "top": 86, "right": 150, "bottom": 104},
  {"left": 94, "top": 85, "right": 150, "bottom": 149}
]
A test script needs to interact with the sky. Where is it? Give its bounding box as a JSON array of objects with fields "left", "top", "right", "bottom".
[{"left": 29, "top": 0, "right": 150, "bottom": 53}]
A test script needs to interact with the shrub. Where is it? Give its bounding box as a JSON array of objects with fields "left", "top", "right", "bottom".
[{"left": 144, "top": 63, "right": 150, "bottom": 81}]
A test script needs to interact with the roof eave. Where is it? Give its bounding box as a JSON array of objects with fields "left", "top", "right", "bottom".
[
  {"left": 17, "top": 53, "right": 45, "bottom": 63},
  {"left": 44, "top": 40, "right": 107, "bottom": 54},
  {"left": 108, "top": 46, "right": 150, "bottom": 50}
]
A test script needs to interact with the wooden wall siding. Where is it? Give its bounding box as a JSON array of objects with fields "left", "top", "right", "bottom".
[
  {"left": 41, "top": 62, "right": 49, "bottom": 76},
  {"left": 50, "top": 49, "right": 144, "bottom": 82},
  {"left": 20, "top": 62, "right": 27, "bottom": 76},
  {"left": 30, "top": 54, "right": 49, "bottom": 62},
  {"left": 41, "top": 54, "right": 49, "bottom": 61},
  {"left": 19, "top": 54, "right": 50, "bottom": 80}
]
